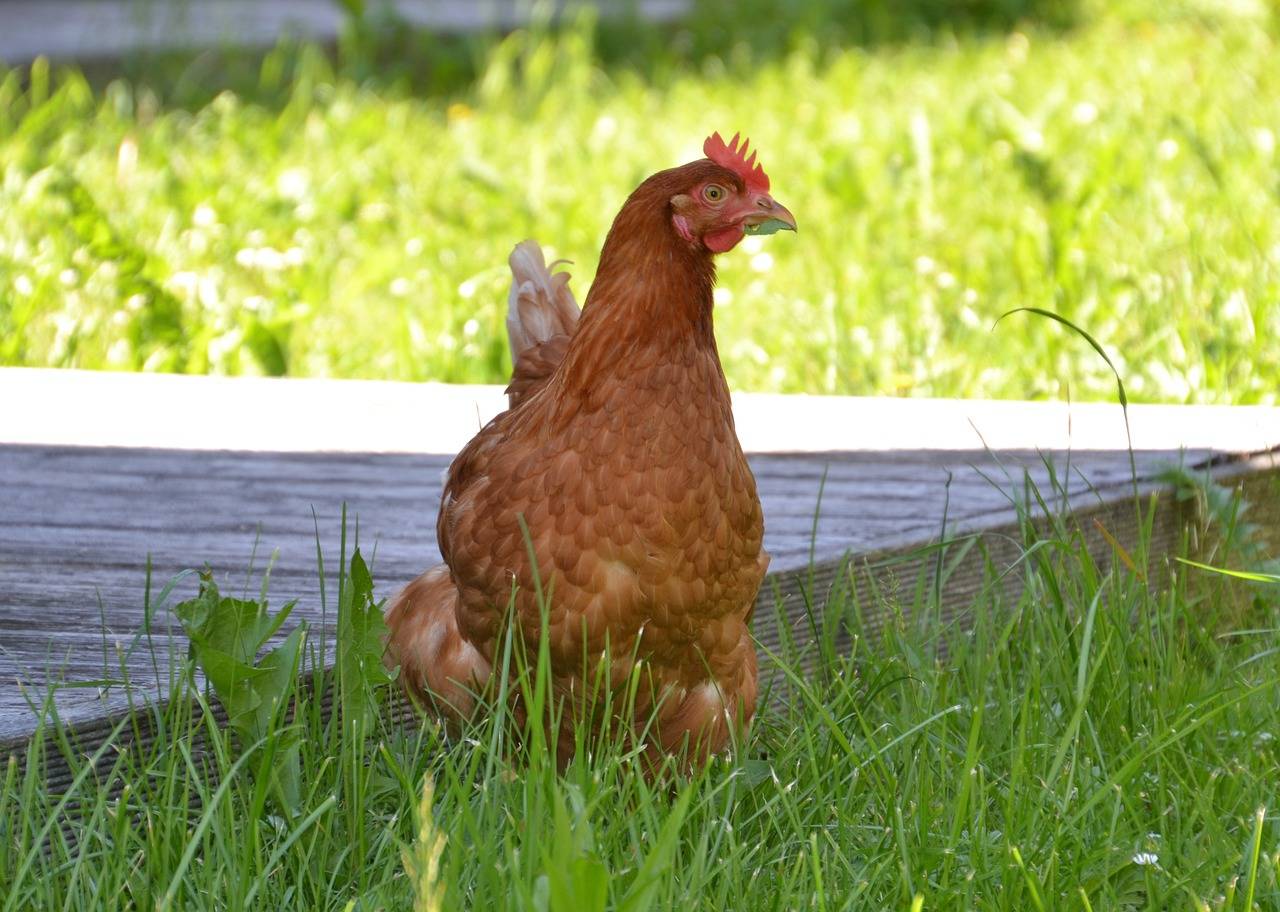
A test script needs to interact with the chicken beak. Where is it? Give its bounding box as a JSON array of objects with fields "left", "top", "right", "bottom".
[{"left": 741, "top": 196, "right": 797, "bottom": 236}]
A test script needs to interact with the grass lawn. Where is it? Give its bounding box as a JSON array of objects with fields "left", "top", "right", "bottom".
[
  {"left": 2, "top": 490, "right": 1279, "bottom": 910},
  {"left": 1, "top": 1, "right": 1279, "bottom": 402},
  {"left": 3, "top": 2, "right": 1280, "bottom": 909}
]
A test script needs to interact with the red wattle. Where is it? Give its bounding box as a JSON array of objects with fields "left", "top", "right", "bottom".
[{"left": 703, "top": 225, "right": 744, "bottom": 253}]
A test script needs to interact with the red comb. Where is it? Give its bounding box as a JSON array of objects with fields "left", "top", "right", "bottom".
[{"left": 703, "top": 131, "right": 770, "bottom": 193}]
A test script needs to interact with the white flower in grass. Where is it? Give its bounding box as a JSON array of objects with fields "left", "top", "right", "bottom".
[
  {"left": 1221, "top": 289, "right": 1254, "bottom": 339},
  {"left": 170, "top": 271, "right": 199, "bottom": 297},
  {"left": 117, "top": 136, "right": 138, "bottom": 180},
  {"left": 276, "top": 168, "right": 310, "bottom": 201},
  {"left": 1132, "top": 852, "right": 1159, "bottom": 866},
  {"left": 1254, "top": 128, "right": 1275, "bottom": 157},
  {"left": 193, "top": 204, "right": 218, "bottom": 227},
  {"left": 1072, "top": 101, "right": 1098, "bottom": 125},
  {"left": 833, "top": 114, "right": 862, "bottom": 142},
  {"left": 1158, "top": 138, "right": 1179, "bottom": 161},
  {"left": 592, "top": 114, "right": 618, "bottom": 141},
  {"left": 13, "top": 275, "right": 33, "bottom": 296},
  {"left": 235, "top": 247, "right": 289, "bottom": 271},
  {"left": 255, "top": 247, "right": 285, "bottom": 271}
]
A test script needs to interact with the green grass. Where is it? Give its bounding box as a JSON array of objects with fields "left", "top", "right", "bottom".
[
  {"left": 1, "top": 1, "right": 1279, "bottom": 402},
  {"left": 3, "top": 483, "right": 1278, "bottom": 910},
  {"left": 3, "top": 4, "right": 1278, "bottom": 907},
  {"left": 2, "top": 3, "right": 1279, "bottom": 906}
]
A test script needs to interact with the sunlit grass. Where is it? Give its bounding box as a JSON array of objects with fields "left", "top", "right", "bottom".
[
  {"left": 2, "top": 491, "right": 1279, "bottom": 909},
  {"left": 1, "top": 2, "right": 1278, "bottom": 403}
]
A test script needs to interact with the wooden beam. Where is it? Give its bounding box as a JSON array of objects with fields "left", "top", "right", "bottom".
[
  {"left": 3, "top": 368, "right": 1277, "bottom": 454},
  {"left": 0, "top": 0, "right": 692, "bottom": 65},
  {"left": 1, "top": 370, "right": 1277, "bottom": 789}
]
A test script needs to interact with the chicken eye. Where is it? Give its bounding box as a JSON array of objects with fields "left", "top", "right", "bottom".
[{"left": 702, "top": 184, "right": 726, "bottom": 203}]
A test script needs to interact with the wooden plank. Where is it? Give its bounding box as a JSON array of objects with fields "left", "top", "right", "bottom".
[
  {"left": 0, "top": 0, "right": 692, "bottom": 64},
  {"left": 7, "top": 450, "right": 1277, "bottom": 776},
  {"left": 2, "top": 371, "right": 1278, "bottom": 782},
  {"left": 759, "top": 454, "right": 1280, "bottom": 679},
  {"left": 1, "top": 445, "right": 1268, "bottom": 740},
  {"left": 4, "top": 369, "right": 1278, "bottom": 454}
]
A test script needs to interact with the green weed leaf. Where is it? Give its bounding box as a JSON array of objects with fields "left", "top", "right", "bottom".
[
  {"left": 337, "top": 547, "right": 395, "bottom": 737},
  {"left": 173, "top": 571, "right": 305, "bottom": 814}
]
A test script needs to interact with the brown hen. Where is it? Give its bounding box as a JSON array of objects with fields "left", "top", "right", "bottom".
[{"left": 385, "top": 133, "right": 796, "bottom": 768}]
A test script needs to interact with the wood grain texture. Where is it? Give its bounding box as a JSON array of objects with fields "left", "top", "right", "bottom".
[{"left": 4, "top": 438, "right": 1273, "bottom": 757}]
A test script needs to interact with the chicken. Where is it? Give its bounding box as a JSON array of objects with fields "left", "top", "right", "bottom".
[{"left": 385, "top": 132, "right": 796, "bottom": 768}]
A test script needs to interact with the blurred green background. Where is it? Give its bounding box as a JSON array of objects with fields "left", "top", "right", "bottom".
[{"left": 1, "top": 0, "right": 1278, "bottom": 403}]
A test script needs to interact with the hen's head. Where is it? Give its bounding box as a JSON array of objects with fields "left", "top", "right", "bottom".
[{"left": 667, "top": 132, "right": 797, "bottom": 254}]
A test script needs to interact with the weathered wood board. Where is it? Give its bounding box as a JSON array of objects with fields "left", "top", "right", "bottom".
[
  {"left": 2, "top": 370, "right": 1278, "bottom": 775},
  {"left": 0, "top": 0, "right": 691, "bottom": 64}
]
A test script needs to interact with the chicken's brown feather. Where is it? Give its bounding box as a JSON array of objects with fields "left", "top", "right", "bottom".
[{"left": 505, "top": 335, "right": 571, "bottom": 408}]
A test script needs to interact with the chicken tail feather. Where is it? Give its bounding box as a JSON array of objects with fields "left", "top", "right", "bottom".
[
  {"left": 384, "top": 566, "right": 491, "bottom": 723},
  {"left": 505, "top": 239, "right": 580, "bottom": 407}
]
